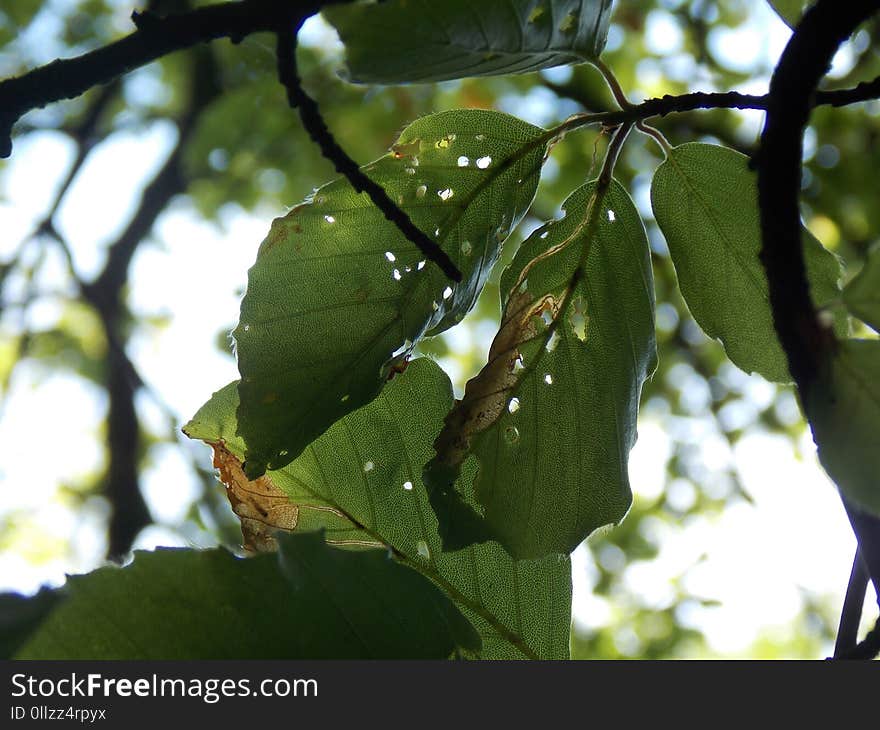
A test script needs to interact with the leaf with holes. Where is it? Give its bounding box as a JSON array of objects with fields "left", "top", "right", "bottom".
[
  {"left": 806, "top": 340, "right": 880, "bottom": 516},
  {"left": 236, "top": 110, "right": 550, "bottom": 478},
  {"left": 186, "top": 359, "right": 572, "bottom": 659},
  {"left": 212, "top": 434, "right": 380, "bottom": 552},
  {"left": 843, "top": 246, "right": 880, "bottom": 332},
  {"left": 426, "top": 179, "right": 657, "bottom": 559},
  {"left": 651, "top": 143, "right": 845, "bottom": 383},
  {"left": 12, "top": 531, "right": 480, "bottom": 659},
  {"left": 323, "top": 0, "right": 614, "bottom": 84}
]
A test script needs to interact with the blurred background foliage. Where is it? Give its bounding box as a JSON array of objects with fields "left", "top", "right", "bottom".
[{"left": 1, "top": 0, "right": 879, "bottom": 658}]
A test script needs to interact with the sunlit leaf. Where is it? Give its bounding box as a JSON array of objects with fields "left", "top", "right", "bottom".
[
  {"left": 806, "top": 339, "right": 880, "bottom": 516},
  {"left": 323, "top": 0, "right": 614, "bottom": 84},
  {"left": 209, "top": 437, "right": 377, "bottom": 552},
  {"left": 0, "top": 589, "right": 59, "bottom": 659},
  {"left": 427, "top": 179, "right": 657, "bottom": 558},
  {"left": 767, "top": 0, "right": 811, "bottom": 27},
  {"left": 13, "top": 532, "right": 480, "bottom": 659},
  {"left": 186, "top": 360, "right": 572, "bottom": 659},
  {"left": 842, "top": 246, "right": 880, "bottom": 331},
  {"left": 651, "top": 143, "right": 844, "bottom": 383},
  {"left": 235, "top": 110, "right": 550, "bottom": 478}
]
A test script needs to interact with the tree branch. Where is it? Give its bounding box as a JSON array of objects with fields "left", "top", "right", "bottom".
[
  {"left": 756, "top": 0, "right": 880, "bottom": 612},
  {"left": 833, "top": 548, "right": 869, "bottom": 658},
  {"left": 0, "top": 0, "right": 343, "bottom": 158},
  {"left": 273, "top": 16, "right": 461, "bottom": 281}
]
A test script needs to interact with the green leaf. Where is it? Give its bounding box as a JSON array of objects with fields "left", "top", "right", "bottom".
[
  {"left": 651, "top": 142, "right": 844, "bottom": 383},
  {"left": 0, "top": 588, "right": 59, "bottom": 659},
  {"left": 236, "top": 109, "right": 549, "bottom": 478},
  {"left": 186, "top": 359, "right": 572, "bottom": 659},
  {"left": 843, "top": 246, "right": 880, "bottom": 331},
  {"left": 427, "top": 179, "right": 657, "bottom": 558},
  {"left": 806, "top": 339, "right": 880, "bottom": 516},
  {"left": 767, "top": 1, "right": 811, "bottom": 27},
  {"left": 323, "top": 0, "right": 614, "bottom": 84},
  {"left": 13, "top": 532, "right": 480, "bottom": 659}
]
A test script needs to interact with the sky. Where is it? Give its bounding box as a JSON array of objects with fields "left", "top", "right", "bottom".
[{"left": 0, "top": 1, "right": 876, "bottom": 657}]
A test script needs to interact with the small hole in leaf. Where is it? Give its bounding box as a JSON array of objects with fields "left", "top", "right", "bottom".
[
  {"left": 364, "top": 461, "right": 374, "bottom": 472},
  {"left": 385, "top": 251, "right": 396, "bottom": 262},
  {"left": 416, "top": 184, "right": 427, "bottom": 198},
  {"left": 417, "top": 260, "right": 426, "bottom": 270},
  {"left": 443, "top": 286, "right": 453, "bottom": 300},
  {"left": 417, "top": 540, "right": 430, "bottom": 559},
  {"left": 570, "top": 296, "right": 588, "bottom": 341},
  {"left": 476, "top": 156, "right": 492, "bottom": 169},
  {"left": 323, "top": 215, "right": 336, "bottom": 224},
  {"left": 403, "top": 480, "right": 413, "bottom": 491},
  {"left": 393, "top": 269, "right": 402, "bottom": 281},
  {"left": 543, "top": 373, "right": 553, "bottom": 385},
  {"left": 460, "top": 240, "right": 472, "bottom": 256},
  {"left": 545, "top": 330, "right": 561, "bottom": 352},
  {"left": 607, "top": 209, "right": 616, "bottom": 222},
  {"left": 435, "top": 134, "right": 456, "bottom": 149},
  {"left": 508, "top": 397, "right": 520, "bottom": 414},
  {"left": 504, "top": 426, "right": 520, "bottom": 444},
  {"left": 438, "top": 187, "right": 454, "bottom": 201},
  {"left": 457, "top": 156, "right": 469, "bottom": 167}
]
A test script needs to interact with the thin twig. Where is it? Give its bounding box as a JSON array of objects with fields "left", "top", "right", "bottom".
[
  {"left": 273, "top": 17, "right": 461, "bottom": 281},
  {"left": 833, "top": 548, "right": 869, "bottom": 658}
]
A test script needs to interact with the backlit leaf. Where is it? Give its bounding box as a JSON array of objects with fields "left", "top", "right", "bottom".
[
  {"left": 842, "top": 246, "right": 880, "bottom": 331},
  {"left": 186, "top": 360, "right": 572, "bottom": 659},
  {"left": 767, "top": 0, "right": 811, "bottom": 27},
  {"left": 324, "top": 0, "right": 615, "bottom": 84},
  {"left": 651, "top": 143, "right": 844, "bottom": 383},
  {"left": 427, "top": 179, "right": 657, "bottom": 558},
  {"left": 806, "top": 339, "right": 880, "bottom": 516},
  {"left": 13, "top": 532, "right": 480, "bottom": 659},
  {"left": 235, "top": 110, "right": 549, "bottom": 478}
]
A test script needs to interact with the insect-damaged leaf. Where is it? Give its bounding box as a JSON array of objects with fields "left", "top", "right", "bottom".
[
  {"left": 806, "top": 339, "right": 880, "bottom": 517},
  {"left": 12, "top": 532, "right": 480, "bottom": 659},
  {"left": 235, "top": 110, "right": 549, "bottom": 478},
  {"left": 426, "top": 179, "right": 657, "bottom": 559},
  {"left": 186, "top": 360, "right": 572, "bottom": 659},
  {"left": 323, "top": 0, "right": 614, "bottom": 84},
  {"left": 651, "top": 143, "right": 845, "bottom": 383}
]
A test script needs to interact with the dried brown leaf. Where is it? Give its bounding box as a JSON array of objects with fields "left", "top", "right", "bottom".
[
  {"left": 432, "top": 289, "right": 561, "bottom": 469},
  {"left": 211, "top": 442, "right": 304, "bottom": 553}
]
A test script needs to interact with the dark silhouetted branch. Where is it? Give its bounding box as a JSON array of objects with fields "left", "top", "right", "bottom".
[
  {"left": 833, "top": 548, "right": 869, "bottom": 658},
  {"left": 0, "top": 0, "right": 341, "bottom": 158},
  {"left": 756, "top": 0, "right": 880, "bottom": 618},
  {"left": 273, "top": 17, "right": 462, "bottom": 282}
]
